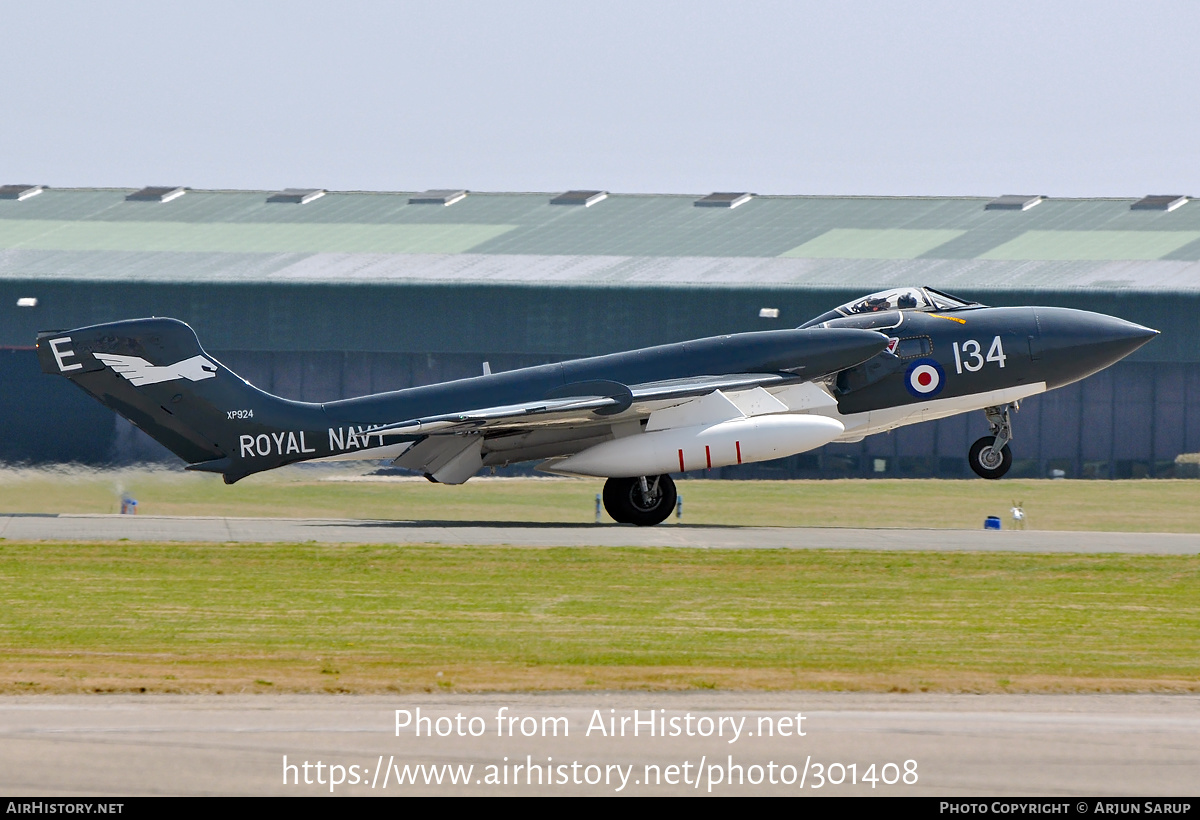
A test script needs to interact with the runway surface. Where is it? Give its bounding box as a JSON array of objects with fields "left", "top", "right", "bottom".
[
  {"left": 1, "top": 693, "right": 1196, "bottom": 796},
  {"left": 2, "top": 513, "right": 1200, "bottom": 552}
]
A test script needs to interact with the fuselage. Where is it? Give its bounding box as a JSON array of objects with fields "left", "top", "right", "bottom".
[
  {"left": 308, "top": 303, "right": 1156, "bottom": 473},
  {"left": 37, "top": 300, "right": 1157, "bottom": 484},
  {"left": 809, "top": 305, "right": 1156, "bottom": 440},
  {"left": 322, "top": 326, "right": 882, "bottom": 426}
]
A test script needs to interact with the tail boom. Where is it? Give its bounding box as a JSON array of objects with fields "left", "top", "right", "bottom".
[{"left": 38, "top": 318, "right": 336, "bottom": 482}]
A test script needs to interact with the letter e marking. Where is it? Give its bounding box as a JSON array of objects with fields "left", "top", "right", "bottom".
[{"left": 49, "top": 337, "right": 82, "bottom": 372}]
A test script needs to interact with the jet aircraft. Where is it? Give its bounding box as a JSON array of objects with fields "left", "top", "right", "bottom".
[{"left": 38, "top": 287, "right": 1157, "bottom": 525}]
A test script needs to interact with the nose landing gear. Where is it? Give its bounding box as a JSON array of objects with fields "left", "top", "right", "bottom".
[
  {"left": 969, "top": 403, "right": 1016, "bottom": 479},
  {"left": 602, "top": 474, "right": 678, "bottom": 526}
]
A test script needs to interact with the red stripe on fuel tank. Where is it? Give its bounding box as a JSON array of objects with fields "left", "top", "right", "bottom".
[
  {"left": 736, "top": 441, "right": 742, "bottom": 464},
  {"left": 678, "top": 449, "right": 685, "bottom": 472},
  {"left": 705, "top": 445, "right": 712, "bottom": 469}
]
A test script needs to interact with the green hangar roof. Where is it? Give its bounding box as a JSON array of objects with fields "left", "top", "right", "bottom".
[
  {"left": 2, "top": 188, "right": 1196, "bottom": 360},
  {"left": 2, "top": 188, "right": 1200, "bottom": 290}
]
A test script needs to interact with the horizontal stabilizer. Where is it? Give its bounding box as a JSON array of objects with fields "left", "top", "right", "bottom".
[{"left": 37, "top": 317, "right": 329, "bottom": 481}]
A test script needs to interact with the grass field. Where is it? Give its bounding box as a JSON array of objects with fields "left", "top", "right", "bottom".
[
  {"left": 3, "top": 470, "right": 1198, "bottom": 695},
  {"left": 1, "top": 542, "right": 1198, "bottom": 695},
  {"left": 3, "top": 467, "right": 1200, "bottom": 531}
]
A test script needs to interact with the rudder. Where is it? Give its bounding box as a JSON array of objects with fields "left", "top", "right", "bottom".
[{"left": 37, "top": 318, "right": 325, "bottom": 480}]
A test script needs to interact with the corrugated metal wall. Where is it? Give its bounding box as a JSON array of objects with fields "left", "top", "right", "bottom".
[{"left": 1, "top": 279, "right": 1184, "bottom": 359}]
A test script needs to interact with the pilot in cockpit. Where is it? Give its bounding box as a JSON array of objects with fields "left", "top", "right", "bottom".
[{"left": 856, "top": 296, "right": 890, "bottom": 313}]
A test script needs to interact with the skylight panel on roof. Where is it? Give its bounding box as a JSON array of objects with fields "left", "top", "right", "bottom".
[
  {"left": 550, "top": 190, "right": 607, "bottom": 207},
  {"left": 267, "top": 188, "right": 326, "bottom": 204},
  {"left": 985, "top": 195, "right": 1044, "bottom": 211},
  {"left": 1132, "top": 195, "right": 1188, "bottom": 212},
  {"left": 409, "top": 189, "right": 468, "bottom": 206},
  {"left": 695, "top": 192, "right": 753, "bottom": 209},
  {"left": 126, "top": 186, "right": 187, "bottom": 203},
  {"left": 0, "top": 184, "right": 44, "bottom": 201}
]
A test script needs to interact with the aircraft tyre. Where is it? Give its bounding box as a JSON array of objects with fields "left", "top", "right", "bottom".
[
  {"left": 602, "top": 479, "right": 632, "bottom": 523},
  {"left": 602, "top": 475, "right": 677, "bottom": 526},
  {"left": 968, "top": 436, "right": 1013, "bottom": 479}
]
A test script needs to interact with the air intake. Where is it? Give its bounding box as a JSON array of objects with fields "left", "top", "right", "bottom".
[
  {"left": 695, "top": 192, "right": 753, "bottom": 209},
  {"left": 126, "top": 186, "right": 187, "bottom": 203},
  {"left": 550, "top": 190, "right": 607, "bottom": 207},
  {"left": 409, "top": 189, "right": 468, "bottom": 206},
  {"left": 0, "top": 184, "right": 44, "bottom": 201},
  {"left": 267, "top": 188, "right": 326, "bottom": 204},
  {"left": 985, "top": 195, "right": 1044, "bottom": 211},
  {"left": 1131, "top": 195, "right": 1188, "bottom": 212}
]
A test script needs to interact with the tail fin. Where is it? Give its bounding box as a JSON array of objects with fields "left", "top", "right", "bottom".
[{"left": 37, "top": 318, "right": 327, "bottom": 482}]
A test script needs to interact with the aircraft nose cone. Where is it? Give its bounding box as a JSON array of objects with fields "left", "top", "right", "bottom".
[
  {"left": 1092, "top": 313, "right": 1158, "bottom": 352},
  {"left": 1038, "top": 308, "right": 1158, "bottom": 387}
]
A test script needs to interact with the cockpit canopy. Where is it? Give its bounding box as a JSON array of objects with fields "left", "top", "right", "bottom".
[{"left": 800, "top": 286, "right": 979, "bottom": 328}]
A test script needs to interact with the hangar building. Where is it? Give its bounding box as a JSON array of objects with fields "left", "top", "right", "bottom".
[{"left": 2, "top": 185, "right": 1196, "bottom": 479}]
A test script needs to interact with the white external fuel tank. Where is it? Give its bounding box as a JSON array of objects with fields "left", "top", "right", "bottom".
[{"left": 549, "top": 413, "right": 845, "bottom": 477}]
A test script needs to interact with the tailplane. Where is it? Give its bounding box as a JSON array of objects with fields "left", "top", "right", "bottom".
[{"left": 37, "top": 318, "right": 327, "bottom": 482}]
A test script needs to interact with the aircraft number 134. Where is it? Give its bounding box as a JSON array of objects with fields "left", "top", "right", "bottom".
[{"left": 952, "top": 336, "right": 1006, "bottom": 374}]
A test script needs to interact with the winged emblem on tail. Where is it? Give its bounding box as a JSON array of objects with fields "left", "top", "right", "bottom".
[{"left": 92, "top": 353, "right": 218, "bottom": 386}]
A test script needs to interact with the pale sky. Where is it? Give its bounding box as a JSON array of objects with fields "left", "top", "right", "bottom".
[{"left": 4, "top": 1, "right": 1198, "bottom": 197}]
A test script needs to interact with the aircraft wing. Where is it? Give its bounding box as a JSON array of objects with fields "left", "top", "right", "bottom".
[
  {"left": 370, "top": 372, "right": 800, "bottom": 437},
  {"left": 338, "top": 325, "right": 888, "bottom": 482}
]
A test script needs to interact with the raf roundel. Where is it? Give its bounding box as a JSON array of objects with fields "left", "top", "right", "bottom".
[{"left": 905, "top": 359, "right": 945, "bottom": 397}]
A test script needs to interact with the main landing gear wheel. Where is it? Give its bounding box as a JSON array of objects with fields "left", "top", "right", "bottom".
[
  {"left": 602, "top": 475, "right": 677, "bottom": 526},
  {"left": 969, "top": 436, "right": 1013, "bottom": 479}
]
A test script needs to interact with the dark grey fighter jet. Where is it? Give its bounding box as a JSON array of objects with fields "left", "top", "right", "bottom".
[{"left": 38, "top": 287, "right": 1156, "bottom": 525}]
